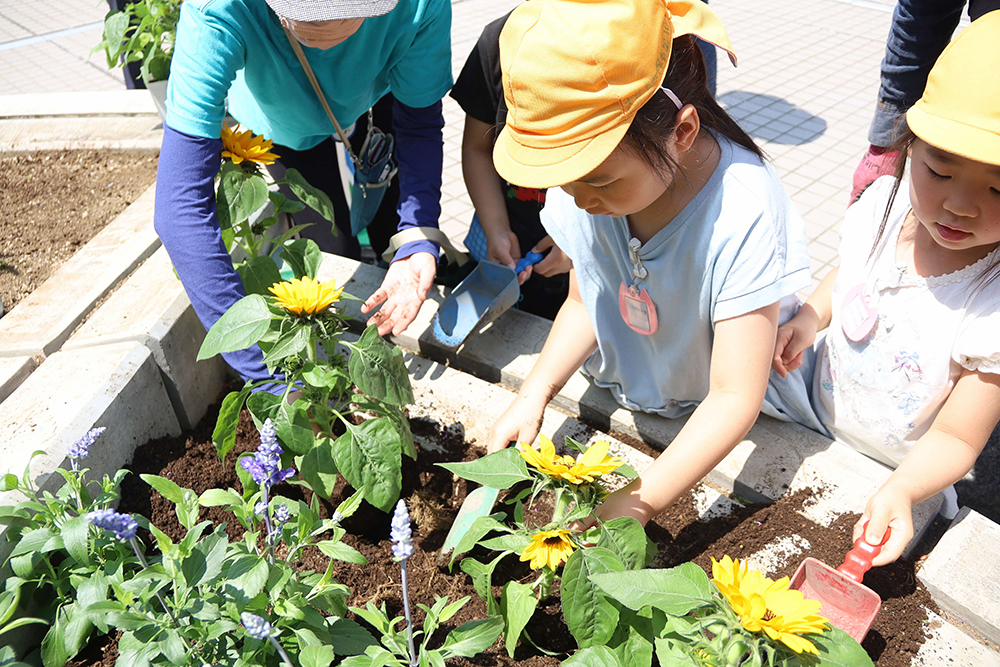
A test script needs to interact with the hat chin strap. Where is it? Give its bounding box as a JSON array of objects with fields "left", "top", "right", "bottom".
[{"left": 660, "top": 86, "right": 683, "bottom": 109}]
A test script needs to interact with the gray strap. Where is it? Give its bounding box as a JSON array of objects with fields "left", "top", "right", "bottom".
[{"left": 383, "top": 228, "right": 469, "bottom": 266}]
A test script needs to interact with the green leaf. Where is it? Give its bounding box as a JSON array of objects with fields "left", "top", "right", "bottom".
[
  {"left": 0, "top": 474, "right": 17, "bottom": 492},
  {"left": 140, "top": 474, "right": 185, "bottom": 504},
  {"left": 10, "top": 527, "right": 61, "bottom": 558},
  {"left": 283, "top": 168, "right": 336, "bottom": 223},
  {"left": 238, "top": 255, "right": 283, "bottom": 296},
  {"left": 317, "top": 540, "right": 367, "bottom": 565},
  {"left": 299, "top": 644, "right": 336, "bottom": 667},
  {"left": 282, "top": 238, "right": 324, "bottom": 280},
  {"left": 296, "top": 437, "right": 339, "bottom": 498},
  {"left": 60, "top": 515, "right": 90, "bottom": 564},
  {"left": 561, "top": 547, "right": 623, "bottom": 648},
  {"left": 386, "top": 405, "right": 417, "bottom": 461},
  {"left": 439, "top": 617, "right": 504, "bottom": 659},
  {"left": 217, "top": 161, "right": 269, "bottom": 230},
  {"left": 810, "top": 626, "right": 876, "bottom": 667},
  {"left": 437, "top": 449, "right": 532, "bottom": 488},
  {"left": 653, "top": 637, "right": 698, "bottom": 666},
  {"left": 608, "top": 607, "right": 654, "bottom": 667},
  {"left": 213, "top": 386, "right": 250, "bottom": 465},
  {"left": 562, "top": 646, "right": 625, "bottom": 667},
  {"left": 459, "top": 553, "right": 507, "bottom": 616},
  {"left": 590, "top": 563, "right": 713, "bottom": 616},
  {"left": 331, "top": 419, "right": 402, "bottom": 512},
  {"left": 225, "top": 556, "right": 270, "bottom": 605},
  {"left": 198, "top": 294, "right": 271, "bottom": 359},
  {"left": 597, "top": 517, "right": 653, "bottom": 569},
  {"left": 198, "top": 488, "right": 242, "bottom": 507},
  {"left": 478, "top": 534, "right": 531, "bottom": 552},
  {"left": 449, "top": 514, "right": 510, "bottom": 566},
  {"left": 262, "top": 325, "right": 311, "bottom": 368},
  {"left": 347, "top": 325, "right": 414, "bottom": 405},
  {"left": 499, "top": 581, "right": 535, "bottom": 657},
  {"left": 100, "top": 12, "right": 130, "bottom": 64},
  {"left": 328, "top": 617, "right": 378, "bottom": 655}
]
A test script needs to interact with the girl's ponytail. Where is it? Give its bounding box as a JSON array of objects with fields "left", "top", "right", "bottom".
[{"left": 623, "top": 35, "right": 764, "bottom": 178}]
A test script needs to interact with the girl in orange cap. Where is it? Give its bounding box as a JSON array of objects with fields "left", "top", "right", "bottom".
[
  {"left": 769, "top": 12, "right": 1000, "bottom": 565},
  {"left": 486, "top": 0, "right": 811, "bottom": 526}
]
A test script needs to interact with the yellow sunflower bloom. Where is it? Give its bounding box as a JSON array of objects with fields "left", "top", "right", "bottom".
[
  {"left": 710, "top": 556, "right": 829, "bottom": 655},
  {"left": 268, "top": 276, "right": 344, "bottom": 316},
  {"left": 519, "top": 529, "right": 576, "bottom": 570},
  {"left": 518, "top": 435, "right": 622, "bottom": 484},
  {"left": 221, "top": 124, "right": 280, "bottom": 165}
]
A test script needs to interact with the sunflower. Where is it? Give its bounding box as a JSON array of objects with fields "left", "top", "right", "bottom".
[
  {"left": 518, "top": 436, "right": 622, "bottom": 485},
  {"left": 221, "top": 124, "right": 280, "bottom": 165},
  {"left": 519, "top": 529, "right": 576, "bottom": 571},
  {"left": 711, "top": 556, "right": 829, "bottom": 655},
  {"left": 268, "top": 276, "right": 344, "bottom": 316}
]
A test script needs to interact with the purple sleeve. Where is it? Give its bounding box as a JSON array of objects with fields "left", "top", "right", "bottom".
[
  {"left": 154, "top": 123, "right": 281, "bottom": 393},
  {"left": 390, "top": 98, "right": 444, "bottom": 262}
]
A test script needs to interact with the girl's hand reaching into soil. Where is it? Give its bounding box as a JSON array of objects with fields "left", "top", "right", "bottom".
[
  {"left": 853, "top": 485, "right": 912, "bottom": 567},
  {"left": 487, "top": 393, "right": 547, "bottom": 453}
]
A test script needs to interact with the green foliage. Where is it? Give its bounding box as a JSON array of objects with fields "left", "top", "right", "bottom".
[{"left": 93, "top": 0, "right": 181, "bottom": 82}]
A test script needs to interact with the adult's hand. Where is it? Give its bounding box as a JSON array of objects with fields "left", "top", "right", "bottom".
[{"left": 361, "top": 251, "right": 437, "bottom": 336}]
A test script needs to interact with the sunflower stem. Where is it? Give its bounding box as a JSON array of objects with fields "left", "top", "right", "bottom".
[
  {"left": 536, "top": 567, "right": 556, "bottom": 601},
  {"left": 305, "top": 329, "right": 318, "bottom": 365},
  {"left": 551, "top": 488, "right": 570, "bottom": 524}
]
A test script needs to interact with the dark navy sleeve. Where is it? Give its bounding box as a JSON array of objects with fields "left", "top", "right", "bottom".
[
  {"left": 390, "top": 98, "right": 444, "bottom": 262},
  {"left": 154, "top": 123, "right": 281, "bottom": 393}
]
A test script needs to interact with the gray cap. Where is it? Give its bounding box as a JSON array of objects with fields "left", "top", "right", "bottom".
[{"left": 264, "top": 0, "right": 398, "bottom": 22}]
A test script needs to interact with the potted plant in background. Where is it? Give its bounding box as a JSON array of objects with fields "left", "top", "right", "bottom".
[{"left": 93, "top": 0, "right": 182, "bottom": 119}]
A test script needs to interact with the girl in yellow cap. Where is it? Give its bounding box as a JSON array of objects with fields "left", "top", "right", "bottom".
[
  {"left": 486, "top": 0, "right": 811, "bottom": 525},
  {"left": 769, "top": 12, "right": 1000, "bottom": 565}
]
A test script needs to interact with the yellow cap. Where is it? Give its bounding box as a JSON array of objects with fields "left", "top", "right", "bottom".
[
  {"left": 494, "top": 0, "right": 736, "bottom": 188},
  {"left": 906, "top": 10, "right": 1000, "bottom": 166}
]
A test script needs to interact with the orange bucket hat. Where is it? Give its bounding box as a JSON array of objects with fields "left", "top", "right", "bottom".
[
  {"left": 494, "top": 0, "right": 736, "bottom": 189},
  {"left": 906, "top": 10, "right": 1000, "bottom": 166}
]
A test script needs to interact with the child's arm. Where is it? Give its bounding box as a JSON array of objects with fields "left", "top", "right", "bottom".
[
  {"left": 461, "top": 116, "right": 522, "bottom": 269},
  {"left": 772, "top": 267, "right": 838, "bottom": 377},
  {"left": 487, "top": 270, "right": 597, "bottom": 452},
  {"left": 857, "top": 368, "right": 1000, "bottom": 565},
  {"left": 596, "top": 301, "right": 781, "bottom": 525}
]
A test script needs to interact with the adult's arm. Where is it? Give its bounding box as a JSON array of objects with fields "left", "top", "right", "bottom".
[
  {"left": 361, "top": 99, "right": 445, "bottom": 335},
  {"left": 154, "top": 123, "right": 278, "bottom": 390}
]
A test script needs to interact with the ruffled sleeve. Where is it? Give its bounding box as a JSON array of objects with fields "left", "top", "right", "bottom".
[{"left": 954, "top": 289, "right": 1000, "bottom": 374}]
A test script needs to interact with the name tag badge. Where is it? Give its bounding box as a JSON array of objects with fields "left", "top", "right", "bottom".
[
  {"left": 618, "top": 282, "right": 658, "bottom": 335},
  {"left": 841, "top": 283, "right": 878, "bottom": 342}
]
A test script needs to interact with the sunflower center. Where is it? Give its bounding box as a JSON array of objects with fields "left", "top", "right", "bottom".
[
  {"left": 762, "top": 609, "right": 776, "bottom": 622},
  {"left": 543, "top": 536, "right": 565, "bottom": 546}
]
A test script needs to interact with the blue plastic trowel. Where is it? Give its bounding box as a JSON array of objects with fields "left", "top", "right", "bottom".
[{"left": 431, "top": 251, "right": 544, "bottom": 347}]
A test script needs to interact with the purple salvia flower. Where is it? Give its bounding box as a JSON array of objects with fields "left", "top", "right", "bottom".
[
  {"left": 254, "top": 502, "right": 268, "bottom": 517},
  {"left": 68, "top": 427, "right": 106, "bottom": 461},
  {"left": 390, "top": 499, "right": 413, "bottom": 561},
  {"left": 239, "top": 419, "right": 295, "bottom": 490},
  {"left": 241, "top": 612, "right": 272, "bottom": 640},
  {"left": 87, "top": 509, "right": 138, "bottom": 541},
  {"left": 274, "top": 503, "right": 290, "bottom": 524}
]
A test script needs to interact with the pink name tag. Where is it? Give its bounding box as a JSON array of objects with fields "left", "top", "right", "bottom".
[
  {"left": 841, "top": 283, "right": 878, "bottom": 342},
  {"left": 619, "top": 282, "right": 658, "bottom": 335}
]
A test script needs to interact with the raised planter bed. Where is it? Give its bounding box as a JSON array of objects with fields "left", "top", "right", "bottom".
[{"left": 2, "top": 233, "right": 1000, "bottom": 665}]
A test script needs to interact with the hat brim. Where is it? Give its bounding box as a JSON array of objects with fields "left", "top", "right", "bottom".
[
  {"left": 265, "top": 0, "right": 398, "bottom": 22},
  {"left": 907, "top": 106, "right": 1000, "bottom": 167},
  {"left": 493, "top": 120, "right": 631, "bottom": 189}
]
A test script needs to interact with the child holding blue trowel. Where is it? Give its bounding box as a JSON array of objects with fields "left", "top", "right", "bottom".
[
  {"left": 486, "top": 0, "right": 811, "bottom": 528},
  {"left": 449, "top": 11, "right": 572, "bottom": 320}
]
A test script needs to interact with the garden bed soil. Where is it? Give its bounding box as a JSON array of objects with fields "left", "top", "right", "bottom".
[
  {"left": 0, "top": 150, "right": 158, "bottom": 313},
  {"left": 72, "top": 396, "right": 935, "bottom": 667}
]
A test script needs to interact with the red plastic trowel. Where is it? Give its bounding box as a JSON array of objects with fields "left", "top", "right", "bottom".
[{"left": 789, "top": 530, "right": 888, "bottom": 643}]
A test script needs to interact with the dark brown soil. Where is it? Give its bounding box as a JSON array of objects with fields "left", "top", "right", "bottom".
[
  {"left": 0, "top": 150, "right": 158, "bottom": 313},
  {"left": 71, "top": 398, "right": 934, "bottom": 667}
]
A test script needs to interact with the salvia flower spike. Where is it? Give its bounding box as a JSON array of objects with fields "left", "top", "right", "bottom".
[
  {"left": 241, "top": 612, "right": 293, "bottom": 665},
  {"left": 86, "top": 509, "right": 138, "bottom": 541},
  {"left": 391, "top": 499, "right": 414, "bottom": 561},
  {"left": 240, "top": 419, "right": 295, "bottom": 490},
  {"left": 67, "top": 427, "right": 105, "bottom": 469}
]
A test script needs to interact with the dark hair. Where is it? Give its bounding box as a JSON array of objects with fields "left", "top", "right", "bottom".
[
  {"left": 872, "top": 125, "right": 1000, "bottom": 289},
  {"left": 620, "top": 35, "right": 764, "bottom": 178}
]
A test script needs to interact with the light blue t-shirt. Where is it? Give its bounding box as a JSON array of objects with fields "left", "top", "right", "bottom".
[
  {"left": 166, "top": 0, "right": 453, "bottom": 150},
  {"left": 543, "top": 137, "right": 811, "bottom": 417}
]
